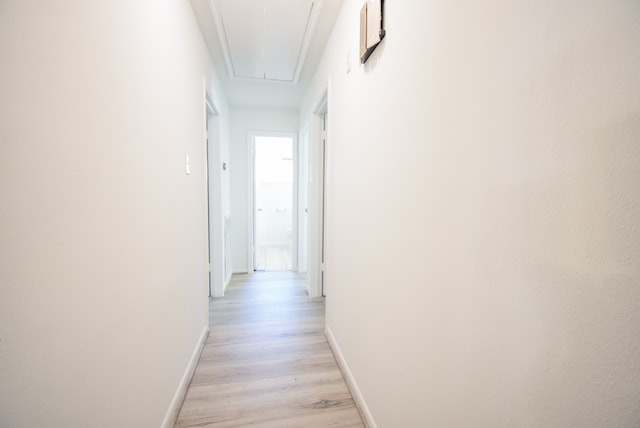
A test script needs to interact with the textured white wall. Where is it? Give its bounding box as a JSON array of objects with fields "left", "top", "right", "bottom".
[
  {"left": 229, "top": 107, "right": 298, "bottom": 273},
  {"left": 0, "top": 1, "right": 228, "bottom": 427},
  {"left": 302, "top": 0, "right": 640, "bottom": 426}
]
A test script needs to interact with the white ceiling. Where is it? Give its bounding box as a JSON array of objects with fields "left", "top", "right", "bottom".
[{"left": 189, "top": 0, "right": 343, "bottom": 108}]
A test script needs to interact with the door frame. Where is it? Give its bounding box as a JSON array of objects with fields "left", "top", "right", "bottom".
[
  {"left": 247, "top": 131, "right": 299, "bottom": 272},
  {"left": 307, "top": 90, "right": 329, "bottom": 298},
  {"left": 205, "top": 91, "right": 226, "bottom": 297},
  {"left": 205, "top": 94, "right": 215, "bottom": 297},
  {"left": 297, "top": 124, "right": 310, "bottom": 274}
]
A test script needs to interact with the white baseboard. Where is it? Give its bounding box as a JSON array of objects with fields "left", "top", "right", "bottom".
[
  {"left": 161, "top": 325, "right": 209, "bottom": 428},
  {"left": 223, "top": 274, "right": 232, "bottom": 294},
  {"left": 325, "top": 326, "right": 377, "bottom": 428}
]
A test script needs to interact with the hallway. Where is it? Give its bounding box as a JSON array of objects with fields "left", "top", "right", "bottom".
[{"left": 174, "top": 272, "right": 364, "bottom": 427}]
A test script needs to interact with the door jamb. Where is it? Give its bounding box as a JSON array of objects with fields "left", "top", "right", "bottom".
[
  {"left": 204, "top": 84, "right": 223, "bottom": 297},
  {"left": 307, "top": 90, "right": 329, "bottom": 298}
]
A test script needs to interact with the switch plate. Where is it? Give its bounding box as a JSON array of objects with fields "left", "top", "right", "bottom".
[{"left": 185, "top": 155, "right": 191, "bottom": 175}]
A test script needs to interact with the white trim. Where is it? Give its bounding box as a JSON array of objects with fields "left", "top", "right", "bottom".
[
  {"left": 307, "top": 87, "right": 329, "bottom": 298},
  {"left": 298, "top": 123, "right": 310, "bottom": 276},
  {"left": 205, "top": 85, "right": 225, "bottom": 298},
  {"left": 208, "top": 0, "right": 235, "bottom": 80},
  {"left": 224, "top": 273, "right": 232, "bottom": 293},
  {"left": 203, "top": 79, "right": 211, "bottom": 298},
  {"left": 247, "top": 132, "right": 255, "bottom": 272},
  {"left": 308, "top": 113, "right": 323, "bottom": 297},
  {"left": 292, "top": 133, "right": 299, "bottom": 272},
  {"left": 206, "top": 94, "right": 217, "bottom": 116},
  {"left": 161, "top": 325, "right": 210, "bottom": 428},
  {"left": 325, "top": 326, "right": 376, "bottom": 428},
  {"left": 292, "top": 0, "right": 324, "bottom": 84}
]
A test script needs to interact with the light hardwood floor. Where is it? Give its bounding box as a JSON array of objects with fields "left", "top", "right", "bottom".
[{"left": 174, "top": 272, "right": 364, "bottom": 428}]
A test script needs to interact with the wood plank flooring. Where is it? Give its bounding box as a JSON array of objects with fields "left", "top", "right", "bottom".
[{"left": 174, "top": 272, "right": 364, "bottom": 428}]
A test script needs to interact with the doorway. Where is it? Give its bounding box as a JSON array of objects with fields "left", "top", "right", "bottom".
[
  {"left": 206, "top": 94, "right": 227, "bottom": 297},
  {"left": 253, "top": 135, "right": 295, "bottom": 272},
  {"left": 319, "top": 111, "right": 327, "bottom": 297},
  {"left": 305, "top": 94, "right": 328, "bottom": 298}
]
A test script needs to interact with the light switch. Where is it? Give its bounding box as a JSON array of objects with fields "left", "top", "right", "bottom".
[{"left": 185, "top": 155, "right": 191, "bottom": 175}]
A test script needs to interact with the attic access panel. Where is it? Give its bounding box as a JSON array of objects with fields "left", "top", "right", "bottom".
[{"left": 214, "top": 0, "right": 318, "bottom": 83}]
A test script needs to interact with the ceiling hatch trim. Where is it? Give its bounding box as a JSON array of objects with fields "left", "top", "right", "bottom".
[{"left": 210, "top": 0, "right": 323, "bottom": 85}]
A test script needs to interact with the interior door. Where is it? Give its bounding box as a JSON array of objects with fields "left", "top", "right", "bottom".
[
  {"left": 205, "top": 107, "right": 212, "bottom": 297},
  {"left": 298, "top": 130, "right": 310, "bottom": 273},
  {"left": 321, "top": 112, "right": 327, "bottom": 297}
]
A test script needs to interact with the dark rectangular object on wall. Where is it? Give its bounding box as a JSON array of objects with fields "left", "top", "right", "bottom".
[{"left": 360, "top": 0, "right": 385, "bottom": 64}]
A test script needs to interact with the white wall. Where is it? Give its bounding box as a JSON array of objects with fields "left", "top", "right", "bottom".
[
  {"left": 0, "top": 1, "right": 228, "bottom": 427},
  {"left": 256, "top": 183, "right": 293, "bottom": 246},
  {"left": 302, "top": 0, "right": 640, "bottom": 426},
  {"left": 229, "top": 108, "right": 298, "bottom": 273}
]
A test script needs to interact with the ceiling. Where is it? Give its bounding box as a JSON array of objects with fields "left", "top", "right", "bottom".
[{"left": 189, "top": 0, "right": 344, "bottom": 108}]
